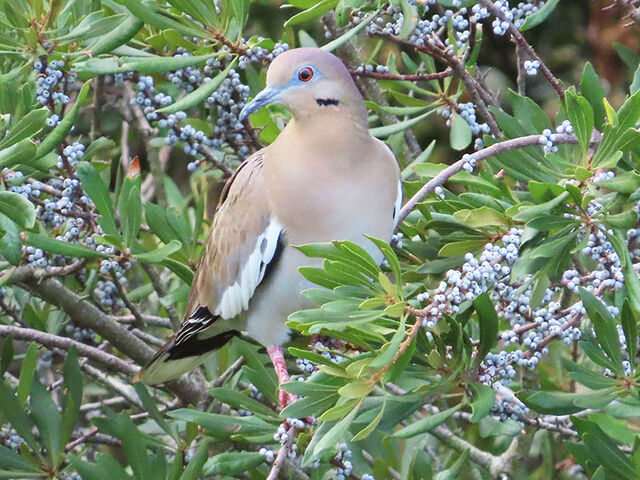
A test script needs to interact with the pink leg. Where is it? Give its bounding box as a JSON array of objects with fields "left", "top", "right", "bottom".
[{"left": 267, "top": 345, "right": 298, "bottom": 409}]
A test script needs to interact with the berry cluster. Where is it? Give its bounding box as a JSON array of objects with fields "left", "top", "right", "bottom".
[
  {"left": 237, "top": 41, "right": 289, "bottom": 69},
  {"left": 539, "top": 128, "right": 558, "bottom": 154},
  {"left": 34, "top": 59, "right": 76, "bottom": 127},
  {"left": 523, "top": 59, "right": 541, "bottom": 76},
  {"left": 418, "top": 230, "right": 522, "bottom": 329},
  {"left": 166, "top": 49, "right": 204, "bottom": 92},
  {"left": 65, "top": 324, "right": 99, "bottom": 344},
  {"left": 355, "top": 64, "right": 390, "bottom": 74},
  {"left": 490, "top": 0, "right": 545, "bottom": 34},
  {"left": 94, "top": 280, "right": 125, "bottom": 311},
  {"left": 1, "top": 426, "right": 24, "bottom": 450},
  {"left": 332, "top": 443, "right": 355, "bottom": 480}
]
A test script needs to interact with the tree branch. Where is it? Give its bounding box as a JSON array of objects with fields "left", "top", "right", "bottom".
[
  {"left": 7, "top": 266, "right": 206, "bottom": 405},
  {"left": 0, "top": 324, "right": 136, "bottom": 374}
]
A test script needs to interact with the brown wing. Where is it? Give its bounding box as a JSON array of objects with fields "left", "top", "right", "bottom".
[{"left": 135, "top": 150, "right": 284, "bottom": 384}]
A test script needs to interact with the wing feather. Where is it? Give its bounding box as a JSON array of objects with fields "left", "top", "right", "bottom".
[{"left": 135, "top": 150, "right": 285, "bottom": 385}]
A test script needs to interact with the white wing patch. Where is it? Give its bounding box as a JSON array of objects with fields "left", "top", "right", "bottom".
[
  {"left": 393, "top": 179, "right": 403, "bottom": 229},
  {"left": 214, "top": 218, "right": 283, "bottom": 320}
]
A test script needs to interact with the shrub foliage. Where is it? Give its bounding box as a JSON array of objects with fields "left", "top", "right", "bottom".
[{"left": 0, "top": 0, "right": 639, "bottom": 478}]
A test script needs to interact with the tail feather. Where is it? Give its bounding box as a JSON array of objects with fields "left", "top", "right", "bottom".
[{"left": 134, "top": 330, "right": 238, "bottom": 385}]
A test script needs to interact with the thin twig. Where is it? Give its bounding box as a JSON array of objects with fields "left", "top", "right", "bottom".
[
  {"left": 111, "top": 271, "right": 145, "bottom": 328},
  {"left": 266, "top": 426, "right": 297, "bottom": 480},
  {"left": 616, "top": 0, "right": 640, "bottom": 26},
  {"left": 362, "top": 450, "right": 401, "bottom": 480},
  {"left": 350, "top": 69, "right": 454, "bottom": 81},
  {"left": 114, "top": 314, "right": 172, "bottom": 328},
  {"left": 210, "top": 356, "right": 245, "bottom": 388},
  {"left": 396, "top": 133, "right": 579, "bottom": 225},
  {"left": 67, "top": 427, "right": 122, "bottom": 450},
  {"left": 479, "top": 0, "right": 565, "bottom": 99},
  {"left": 81, "top": 362, "right": 143, "bottom": 409},
  {"left": 141, "top": 263, "right": 181, "bottom": 329}
]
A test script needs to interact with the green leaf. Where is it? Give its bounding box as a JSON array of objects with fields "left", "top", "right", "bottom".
[
  {"left": 616, "top": 88, "right": 640, "bottom": 131},
  {"left": 582, "top": 432, "right": 637, "bottom": 480},
  {"left": 134, "top": 383, "right": 177, "bottom": 439},
  {"left": 508, "top": 89, "right": 552, "bottom": 132},
  {"left": 370, "top": 316, "right": 406, "bottom": 369},
  {"left": 369, "top": 110, "right": 433, "bottom": 138},
  {"left": 76, "top": 161, "right": 118, "bottom": 237},
  {"left": 179, "top": 438, "right": 210, "bottom": 480},
  {"left": 313, "top": 403, "right": 359, "bottom": 456},
  {"left": 337, "top": 381, "right": 374, "bottom": 399},
  {"left": 565, "top": 360, "right": 619, "bottom": 389},
  {"left": 620, "top": 300, "right": 637, "bottom": 371},
  {"left": 366, "top": 236, "right": 402, "bottom": 289},
  {"left": 520, "top": 0, "right": 560, "bottom": 30},
  {"left": 36, "top": 81, "right": 92, "bottom": 159},
  {"left": 0, "top": 192, "right": 35, "bottom": 229},
  {"left": 394, "top": 404, "right": 462, "bottom": 438},
  {"left": 352, "top": 401, "right": 384, "bottom": 441},
  {"left": 17, "top": 343, "right": 37, "bottom": 407},
  {"left": 453, "top": 207, "right": 510, "bottom": 228},
  {"left": 26, "top": 233, "right": 108, "bottom": 259},
  {"left": 579, "top": 340, "right": 620, "bottom": 372},
  {"left": 512, "top": 191, "right": 570, "bottom": 222},
  {"left": 473, "top": 293, "right": 499, "bottom": 361},
  {"left": 167, "top": 409, "right": 274, "bottom": 438},
  {"left": 0, "top": 381, "right": 38, "bottom": 453},
  {"left": 580, "top": 62, "right": 606, "bottom": 129},
  {"left": 134, "top": 240, "right": 184, "bottom": 263},
  {"left": 522, "top": 389, "right": 615, "bottom": 415},
  {"left": 600, "top": 209, "right": 638, "bottom": 229},
  {"left": 0, "top": 336, "right": 13, "bottom": 376},
  {"left": 284, "top": 0, "right": 339, "bottom": 28},
  {"left": 0, "top": 215, "right": 22, "bottom": 265},
  {"left": 596, "top": 170, "right": 640, "bottom": 193},
  {"left": 115, "top": 0, "right": 206, "bottom": 38},
  {"left": 86, "top": 15, "right": 143, "bottom": 57},
  {"left": 30, "top": 378, "right": 62, "bottom": 466},
  {"left": 580, "top": 288, "right": 623, "bottom": 373},
  {"left": 526, "top": 215, "right": 575, "bottom": 231},
  {"left": 469, "top": 383, "right": 495, "bottom": 423},
  {"left": 438, "top": 240, "right": 487, "bottom": 258},
  {"left": 157, "top": 60, "right": 236, "bottom": 113},
  {"left": 450, "top": 112, "right": 472, "bottom": 150},
  {"left": 632, "top": 62, "right": 640, "bottom": 94},
  {"left": 0, "top": 445, "right": 42, "bottom": 473},
  {"left": 207, "top": 387, "right": 279, "bottom": 420},
  {"left": 118, "top": 170, "right": 142, "bottom": 248},
  {"left": 399, "top": 0, "right": 419, "bottom": 39},
  {"left": 61, "top": 348, "right": 82, "bottom": 451},
  {"left": 565, "top": 89, "right": 594, "bottom": 155},
  {"left": 69, "top": 452, "right": 129, "bottom": 479},
  {"left": 521, "top": 390, "right": 584, "bottom": 415},
  {"left": 203, "top": 452, "right": 264, "bottom": 476},
  {"left": 0, "top": 139, "right": 38, "bottom": 170},
  {"left": 0, "top": 109, "right": 49, "bottom": 149},
  {"left": 281, "top": 392, "right": 339, "bottom": 419}
]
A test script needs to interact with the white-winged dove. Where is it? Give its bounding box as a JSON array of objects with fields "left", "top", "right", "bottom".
[{"left": 136, "top": 47, "right": 402, "bottom": 409}]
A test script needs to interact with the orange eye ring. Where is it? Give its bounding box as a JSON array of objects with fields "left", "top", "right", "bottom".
[{"left": 298, "top": 67, "right": 313, "bottom": 82}]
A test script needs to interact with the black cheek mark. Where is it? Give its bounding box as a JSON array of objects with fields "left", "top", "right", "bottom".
[{"left": 316, "top": 98, "right": 340, "bottom": 107}]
